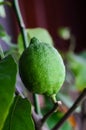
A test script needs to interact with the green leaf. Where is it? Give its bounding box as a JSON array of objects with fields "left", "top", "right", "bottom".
[
  {"left": 18, "top": 27, "right": 53, "bottom": 54},
  {"left": 3, "top": 96, "right": 35, "bottom": 130},
  {"left": 0, "top": 55, "right": 17, "bottom": 130}
]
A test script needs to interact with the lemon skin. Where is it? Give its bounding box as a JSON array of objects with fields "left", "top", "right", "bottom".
[{"left": 19, "top": 37, "right": 65, "bottom": 96}]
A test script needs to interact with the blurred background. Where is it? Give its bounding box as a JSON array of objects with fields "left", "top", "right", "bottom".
[{"left": 0, "top": 0, "right": 86, "bottom": 52}]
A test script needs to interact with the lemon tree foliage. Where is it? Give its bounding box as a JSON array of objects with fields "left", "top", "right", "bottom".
[
  {"left": 19, "top": 37, "right": 65, "bottom": 99},
  {"left": 18, "top": 27, "right": 53, "bottom": 54},
  {"left": 0, "top": 55, "right": 17, "bottom": 130},
  {"left": 3, "top": 96, "right": 35, "bottom": 130}
]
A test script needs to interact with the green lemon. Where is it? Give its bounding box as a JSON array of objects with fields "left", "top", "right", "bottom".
[{"left": 19, "top": 37, "right": 65, "bottom": 98}]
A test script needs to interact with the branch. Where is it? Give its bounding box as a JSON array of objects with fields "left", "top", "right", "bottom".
[
  {"left": 41, "top": 101, "right": 62, "bottom": 126},
  {"left": 52, "top": 88, "right": 86, "bottom": 130},
  {"left": 13, "top": 0, "right": 28, "bottom": 49}
]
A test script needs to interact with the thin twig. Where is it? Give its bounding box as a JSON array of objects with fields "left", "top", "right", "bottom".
[
  {"left": 41, "top": 101, "right": 62, "bottom": 126},
  {"left": 52, "top": 88, "right": 86, "bottom": 130}
]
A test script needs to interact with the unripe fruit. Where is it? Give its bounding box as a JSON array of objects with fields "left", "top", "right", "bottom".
[{"left": 19, "top": 37, "right": 65, "bottom": 98}]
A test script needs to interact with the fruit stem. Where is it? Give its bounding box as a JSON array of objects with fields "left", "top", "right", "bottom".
[
  {"left": 51, "top": 94, "right": 57, "bottom": 103},
  {"left": 52, "top": 88, "right": 86, "bottom": 130},
  {"left": 13, "top": 0, "right": 29, "bottom": 49},
  {"left": 13, "top": 0, "right": 41, "bottom": 115}
]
